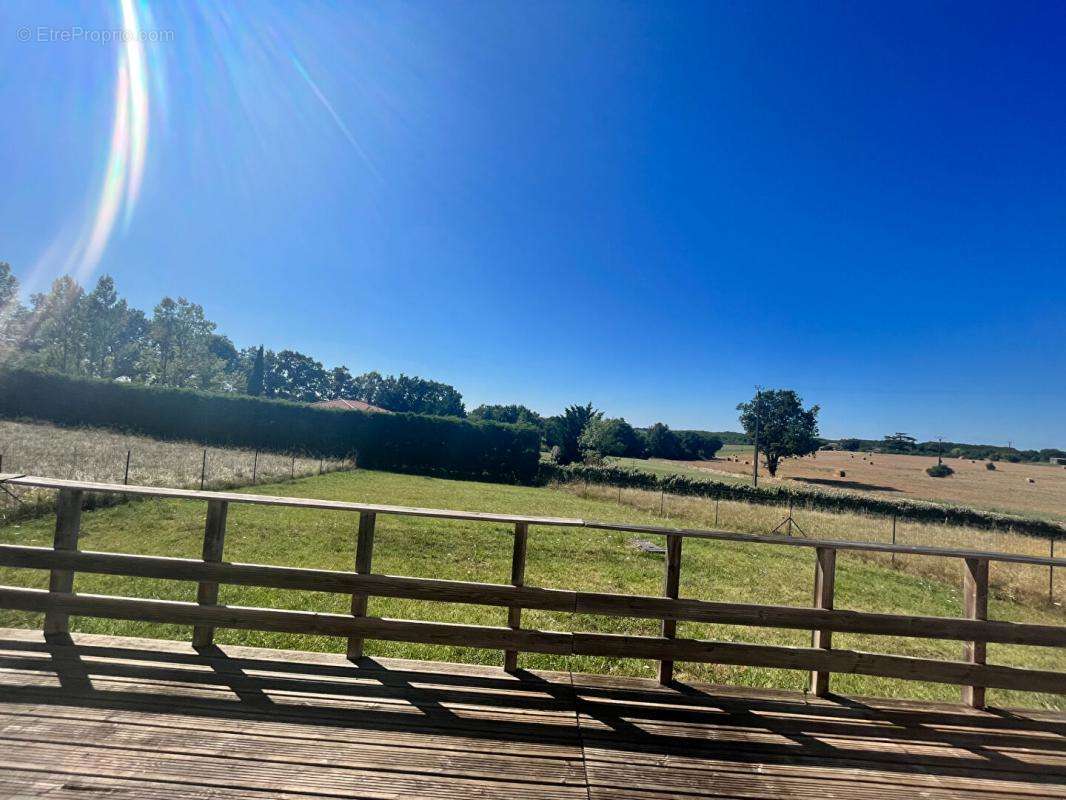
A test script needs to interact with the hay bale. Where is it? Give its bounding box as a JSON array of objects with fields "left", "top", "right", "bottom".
[
  {"left": 1027, "top": 477, "right": 1036, "bottom": 484},
  {"left": 838, "top": 470, "right": 846, "bottom": 478}
]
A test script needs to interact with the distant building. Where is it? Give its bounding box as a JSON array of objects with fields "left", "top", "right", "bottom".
[
  {"left": 1051, "top": 457, "right": 1066, "bottom": 465},
  {"left": 312, "top": 398, "right": 391, "bottom": 414}
]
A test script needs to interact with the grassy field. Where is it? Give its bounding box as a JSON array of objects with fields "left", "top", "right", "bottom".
[
  {"left": 607, "top": 455, "right": 751, "bottom": 483},
  {"left": 569, "top": 482, "right": 1062, "bottom": 607},
  {"left": 1, "top": 467, "right": 1062, "bottom": 710},
  {"left": 663, "top": 449, "right": 1066, "bottom": 522}
]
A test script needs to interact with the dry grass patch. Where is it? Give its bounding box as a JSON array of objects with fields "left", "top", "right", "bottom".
[
  {"left": 0, "top": 419, "right": 349, "bottom": 522},
  {"left": 669, "top": 450, "right": 1066, "bottom": 522}
]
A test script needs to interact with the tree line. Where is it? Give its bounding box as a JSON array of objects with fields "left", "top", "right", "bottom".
[
  {"left": 470, "top": 402, "right": 734, "bottom": 465},
  {"left": 833, "top": 432, "right": 1066, "bottom": 464},
  {"left": 0, "top": 265, "right": 748, "bottom": 454},
  {"left": 0, "top": 265, "right": 464, "bottom": 416}
]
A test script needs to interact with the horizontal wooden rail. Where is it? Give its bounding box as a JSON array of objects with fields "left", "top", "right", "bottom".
[
  {"left": 1, "top": 544, "right": 1063, "bottom": 647},
  {"left": 586, "top": 521, "right": 1066, "bottom": 568},
  {"left": 2, "top": 473, "right": 1062, "bottom": 567},
  {"left": 0, "top": 474, "right": 582, "bottom": 527},
  {"left": 2, "top": 585, "right": 1064, "bottom": 695}
]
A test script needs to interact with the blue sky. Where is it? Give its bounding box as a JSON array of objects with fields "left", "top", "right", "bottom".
[{"left": 2, "top": 1, "right": 1065, "bottom": 447}]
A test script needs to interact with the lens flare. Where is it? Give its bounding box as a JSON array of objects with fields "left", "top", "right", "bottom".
[{"left": 77, "top": 0, "right": 151, "bottom": 282}]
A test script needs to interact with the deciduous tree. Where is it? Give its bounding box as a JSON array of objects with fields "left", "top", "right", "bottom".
[{"left": 737, "top": 389, "right": 820, "bottom": 477}]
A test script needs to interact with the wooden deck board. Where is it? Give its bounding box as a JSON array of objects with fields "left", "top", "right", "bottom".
[{"left": 0, "top": 628, "right": 1063, "bottom": 800}]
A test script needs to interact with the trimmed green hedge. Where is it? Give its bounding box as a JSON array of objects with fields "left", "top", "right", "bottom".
[
  {"left": 541, "top": 463, "right": 1066, "bottom": 540},
  {"left": 0, "top": 369, "right": 540, "bottom": 483}
]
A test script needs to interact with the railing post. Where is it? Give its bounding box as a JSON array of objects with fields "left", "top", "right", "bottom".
[
  {"left": 347, "top": 511, "right": 376, "bottom": 660},
  {"left": 43, "top": 489, "right": 83, "bottom": 636},
  {"left": 658, "top": 533, "right": 683, "bottom": 684},
  {"left": 809, "top": 546, "right": 837, "bottom": 696},
  {"left": 962, "top": 557, "right": 989, "bottom": 709},
  {"left": 192, "top": 499, "right": 228, "bottom": 648},
  {"left": 504, "top": 521, "right": 529, "bottom": 672}
]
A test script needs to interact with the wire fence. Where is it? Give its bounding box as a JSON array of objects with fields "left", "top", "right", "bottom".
[{"left": 0, "top": 419, "right": 352, "bottom": 524}]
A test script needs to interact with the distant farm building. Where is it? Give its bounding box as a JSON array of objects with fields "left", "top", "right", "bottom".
[
  {"left": 312, "top": 398, "right": 391, "bottom": 414},
  {"left": 1051, "top": 457, "right": 1066, "bottom": 465}
]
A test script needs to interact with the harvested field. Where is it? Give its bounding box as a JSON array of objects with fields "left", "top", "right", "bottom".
[{"left": 658, "top": 450, "right": 1066, "bottom": 522}]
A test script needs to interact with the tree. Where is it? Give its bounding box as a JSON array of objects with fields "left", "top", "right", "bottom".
[
  {"left": 675, "top": 430, "right": 723, "bottom": 460},
  {"left": 0, "top": 262, "right": 26, "bottom": 360},
  {"left": 882, "top": 432, "right": 917, "bottom": 453},
  {"left": 24, "top": 276, "right": 87, "bottom": 374},
  {"left": 644, "top": 422, "right": 682, "bottom": 459},
  {"left": 83, "top": 276, "right": 123, "bottom": 377},
  {"left": 545, "top": 403, "right": 602, "bottom": 464},
  {"left": 265, "top": 349, "right": 330, "bottom": 402},
  {"left": 580, "top": 417, "right": 644, "bottom": 458},
  {"left": 737, "top": 389, "right": 820, "bottom": 477},
  {"left": 838, "top": 438, "right": 862, "bottom": 452},
  {"left": 329, "top": 365, "right": 356, "bottom": 399},
  {"left": 345, "top": 371, "right": 466, "bottom": 416},
  {"left": 246, "top": 345, "right": 265, "bottom": 396},
  {"left": 148, "top": 297, "right": 220, "bottom": 388},
  {"left": 0, "top": 262, "right": 17, "bottom": 310},
  {"left": 469, "top": 404, "right": 544, "bottom": 429}
]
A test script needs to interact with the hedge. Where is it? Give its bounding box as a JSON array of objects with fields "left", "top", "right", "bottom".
[
  {"left": 541, "top": 463, "right": 1066, "bottom": 540},
  {"left": 0, "top": 369, "right": 541, "bottom": 483}
]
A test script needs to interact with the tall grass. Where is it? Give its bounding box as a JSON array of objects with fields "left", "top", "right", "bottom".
[
  {"left": 564, "top": 481, "right": 1062, "bottom": 608},
  {"left": 0, "top": 419, "right": 350, "bottom": 523}
]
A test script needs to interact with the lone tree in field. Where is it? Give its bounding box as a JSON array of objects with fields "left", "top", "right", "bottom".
[{"left": 737, "top": 389, "right": 820, "bottom": 477}]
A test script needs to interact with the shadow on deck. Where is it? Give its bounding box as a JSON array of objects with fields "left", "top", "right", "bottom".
[{"left": 0, "top": 628, "right": 1063, "bottom": 799}]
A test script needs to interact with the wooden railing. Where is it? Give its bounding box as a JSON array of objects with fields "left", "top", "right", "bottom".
[{"left": 0, "top": 474, "right": 1064, "bottom": 708}]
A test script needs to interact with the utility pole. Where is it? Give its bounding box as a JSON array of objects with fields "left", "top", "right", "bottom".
[
  {"left": 937, "top": 437, "right": 943, "bottom": 466},
  {"left": 752, "top": 387, "right": 761, "bottom": 489}
]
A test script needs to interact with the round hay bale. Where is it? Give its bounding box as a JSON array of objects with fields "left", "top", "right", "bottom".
[
  {"left": 838, "top": 470, "right": 846, "bottom": 478},
  {"left": 1027, "top": 478, "right": 1036, "bottom": 484}
]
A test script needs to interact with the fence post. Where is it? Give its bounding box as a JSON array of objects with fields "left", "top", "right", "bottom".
[
  {"left": 1050, "top": 539, "right": 1056, "bottom": 605},
  {"left": 192, "top": 499, "right": 228, "bottom": 648},
  {"left": 43, "top": 489, "right": 84, "bottom": 636},
  {"left": 291, "top": 454, "right": 296, "bottom": 479},
  {"left": 658, "top": 533, "right": 683, "bottom": 684},
  {"left": 252, "top": 450, "right": 259, "bottom": 484},
  {"left": 714, "top": 498, "right": 719, "bottom": 527},
  {"left": 891, "top": 515, "right": 897, "bottom": 568},
  {"left": 809, "top": 546, "right": 837, "bottom": 696},
  {"left": 962, "top": 557, "right": 989, "bottom": 709},
  {"left": 199, "top": 449, "right": 207, "bottom": 490},
  {"left": 124, "top": 450, "right": 131, "bottom": 485},
  {"left": 347, "top": 511, "right": 376, "bottom": 660},
  {"left": 504, "top": 522, "right": 529, "bottom": 672}
]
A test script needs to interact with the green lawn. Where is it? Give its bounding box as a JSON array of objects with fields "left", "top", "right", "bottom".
[
  {"left": 607, "top": 455, "right": 751, "bottom": 482},
  {"left": 1, "top": 468, "right": 1062, "bottom": 709}
]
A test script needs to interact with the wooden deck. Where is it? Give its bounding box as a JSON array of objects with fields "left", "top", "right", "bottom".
[{"left": 0, "top": 629, "right": 1063, "bottom": 799}]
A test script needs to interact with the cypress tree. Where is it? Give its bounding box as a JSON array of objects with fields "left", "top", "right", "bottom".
[{"left": 247, "top": 345, "right": 265, "bottom": 396}]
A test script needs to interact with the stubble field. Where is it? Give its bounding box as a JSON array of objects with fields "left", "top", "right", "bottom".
[{"left": 655, "top": 450, "right": 1066, "bottom": 523}]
